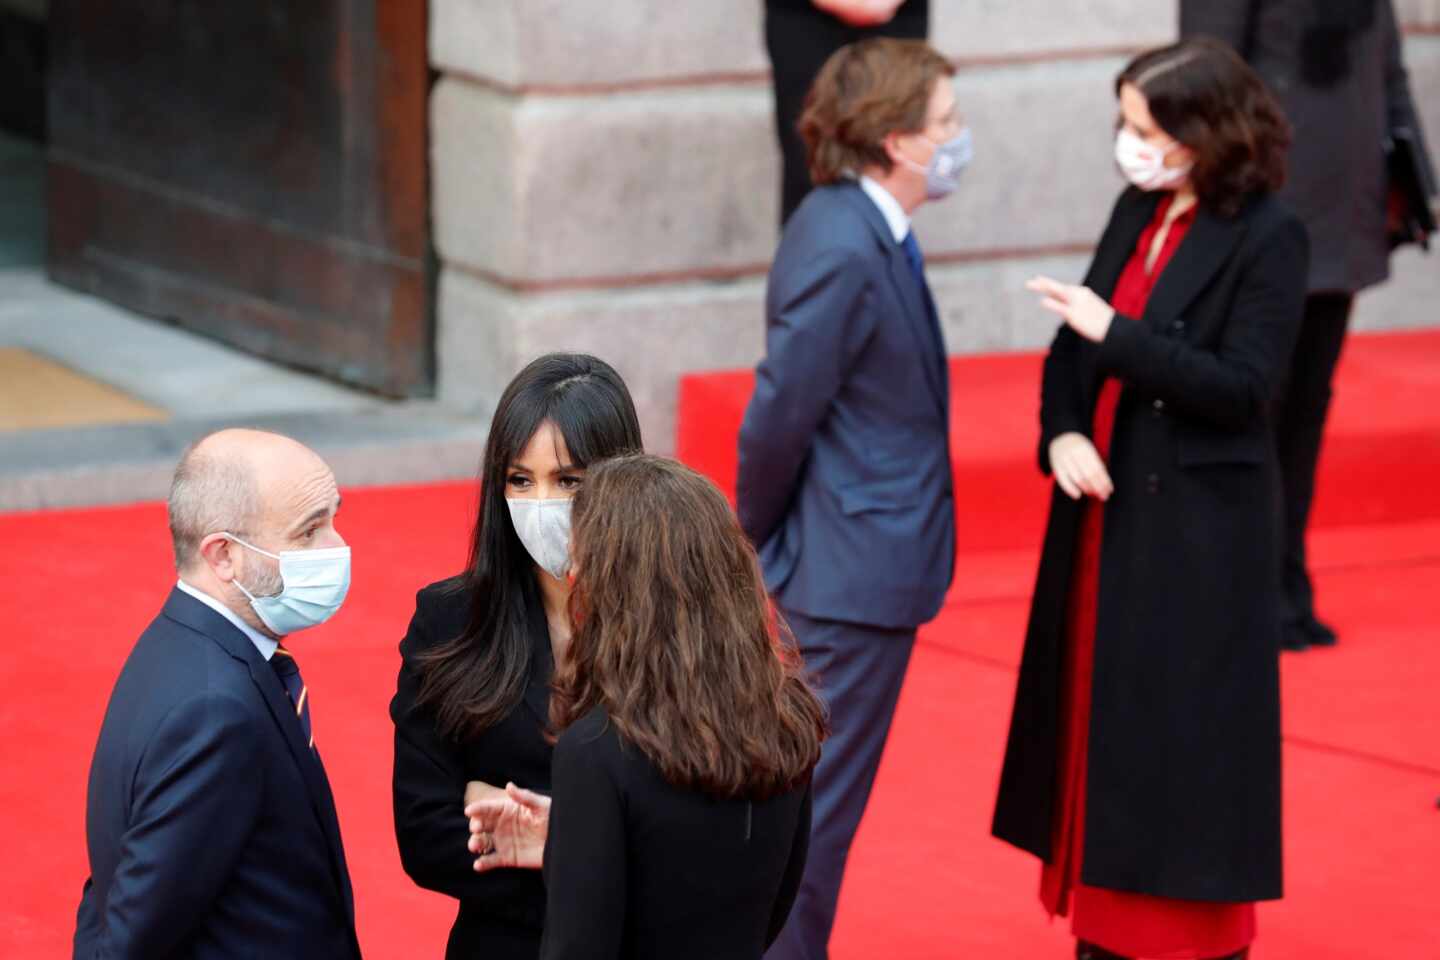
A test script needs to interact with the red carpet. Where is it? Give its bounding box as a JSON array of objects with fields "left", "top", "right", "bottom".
[{"left": 4, "top": 330, "right": 1439, "bottom": 958}]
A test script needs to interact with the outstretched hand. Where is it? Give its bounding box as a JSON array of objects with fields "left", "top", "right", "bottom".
[
  {"left": 1027, "top": 276, "right": 1116, "bottom": 343},
  {"left": 464, "top": 782, "right": 552, "bottom": 873}
]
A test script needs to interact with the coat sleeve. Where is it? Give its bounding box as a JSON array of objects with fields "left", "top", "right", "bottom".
[
  {"left": 98, "top": 693, "right": 266, "bottom": 960},
  {"left": 766, "top": 783, "right": 813, "bottom": 948},
  {"left": 391, "top": 594, "right": 530, "bottom": 904},
  {"left": 1382, "top": 0, "right": 1437, "bottom": 191},
  {"left": 1178, "top": 0, "right": 1255, "bottom": 53},
  {"left": 736, "top": 245, "right": 876, "bottom": 547},
  {"left": 1096, "top": 214, "right": 1309, "bottom": 431},
  {"left": 1038, "top": 323, "right": 1089, "bottom": 475},
  {"left": 538, "top": 730, "right": 627, "bottom": 960}
]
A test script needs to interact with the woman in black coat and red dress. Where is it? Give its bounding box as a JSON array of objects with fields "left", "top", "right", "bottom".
[{"left": 993, "top": 40, "right": 1308, "bottom": 960}]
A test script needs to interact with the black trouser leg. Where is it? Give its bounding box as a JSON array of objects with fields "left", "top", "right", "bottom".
[{"left": 1274, "top": 292, "right": 1353, "bottom": 631}]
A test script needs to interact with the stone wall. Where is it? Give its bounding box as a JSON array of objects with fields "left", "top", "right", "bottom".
[{"left": 429, "top": 0, "right": 1440, "bottom": 452}]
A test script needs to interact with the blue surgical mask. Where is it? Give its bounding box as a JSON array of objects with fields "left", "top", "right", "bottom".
[
  {"left": 225, "top": 533, "right": 352, "bottom": 636},
  {"left": 902, "top": 126, "right": 974, "bottom": 200}
]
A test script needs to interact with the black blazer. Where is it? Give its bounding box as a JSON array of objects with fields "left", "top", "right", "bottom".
[
  {"left": 993, "top": 188, "right": 1308, "bottom": 903},
  {"left": 74, "top": 588, "right": 360, "bottom": 959},
  {"left": 390, "top": 577, "right": 555, "bottom": 959},
  {"left": 539, "top": 708, "right": 811, "bottom": 960}
]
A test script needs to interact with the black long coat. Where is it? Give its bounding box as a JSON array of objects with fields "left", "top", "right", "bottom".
[{"left": 992, "top": 188, "right": 1308, "bottom": 903}]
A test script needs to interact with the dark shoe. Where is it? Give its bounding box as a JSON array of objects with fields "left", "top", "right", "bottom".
[
  {"left": 1302, "top": 615, "right": 1338, "bottom": 647},
  {"left": 1076, "top": 942, "right": 1132, "bottom": 960},
  {"left": 1281, "top": 621, "right": 1311, "bottom": 652}
]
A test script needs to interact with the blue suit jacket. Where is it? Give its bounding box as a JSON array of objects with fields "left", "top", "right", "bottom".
[
  {"left": 73, "top": 588, "right": 361, "bottom": 960},
  {"left": 737, "top": 182, "right": 956, "bottom": 629}
]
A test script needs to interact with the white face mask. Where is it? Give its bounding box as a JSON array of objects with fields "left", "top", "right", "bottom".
[
  {"left": 1114, "top": 128, "right": 1192, "bottom": 191},
  {"left": 507, "top": 498, "right": 573, "bottom": 581},
  {"left": 224, "top": 533, "right": 352, "bottom": 636}
]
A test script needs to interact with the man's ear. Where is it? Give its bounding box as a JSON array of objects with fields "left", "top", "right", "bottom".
[
  {"left": 198, "top": 533, "right": 238, "bottom": 584},
  {"left": 881, "top": 130, "right": 906, "bottom": 168}
]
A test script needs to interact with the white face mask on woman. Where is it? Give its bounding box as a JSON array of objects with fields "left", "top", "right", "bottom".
[
  {"left": 507, "top": 497, "right": 573, "bottom": 581},
  {"left": 1114, "top": 128, "right": 1192, "bottom": 191}
]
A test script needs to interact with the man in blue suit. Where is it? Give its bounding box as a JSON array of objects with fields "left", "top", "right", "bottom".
[
  {"left": 738, "top": 38, "right": 969, "bottom": 959},
  {"left": 74, "top": 428, "right": 361, "bottom": 959}
]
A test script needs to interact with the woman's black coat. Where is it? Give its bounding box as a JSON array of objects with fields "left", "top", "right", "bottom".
[
  {"left": 992, "top": 187, "right": 1308, "bottom": 903},
  {"left": 391, "top": 576, "right": 555, "bottom": 959}
]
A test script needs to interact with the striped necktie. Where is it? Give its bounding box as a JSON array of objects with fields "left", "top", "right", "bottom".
[{"left": 271, "top": 645, "right": 315, "bottom": 750}]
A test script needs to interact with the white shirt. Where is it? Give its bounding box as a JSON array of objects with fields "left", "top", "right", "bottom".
[
  {"left": 176, "top": 578, "right": 278, "bottom": 661},
  {"left": 858, "top": 175, "right": 911, "bottom": 244}
]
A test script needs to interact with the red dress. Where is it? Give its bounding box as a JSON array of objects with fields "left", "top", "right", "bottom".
[{"left": 1038, "top": 195, "right": 1257, "bottom": 959}]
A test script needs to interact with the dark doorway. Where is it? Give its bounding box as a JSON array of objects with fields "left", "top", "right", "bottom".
[{"left": 46, "top": 0, "right": 433, "bottom": 397}]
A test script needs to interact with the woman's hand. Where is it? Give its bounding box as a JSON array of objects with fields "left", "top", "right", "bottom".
[
  {"left": 464, "top": 779, "right": 506, "bottom": 808},
  {"left": 1027, "top": 276, "right": 1116, "bottom": 343},
  {"left": 465, "top": 782, "right": 552, "bottom": 873},
  {"left": 1048, "top": 432, "right": 1114, "bottom": 502},
  {"left": 812, "top": 0, "right": 904, "bottom": 27}
]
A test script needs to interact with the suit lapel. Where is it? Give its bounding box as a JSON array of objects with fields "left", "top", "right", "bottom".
[
  {"left": 161, "top": 589, "right": 354, "bottom": 922},
  {"left": 841, "top": 184, "right": 948, "bottom": 415},
  {"left": 244, "top": 653, "right": 355, "bottom": 922},
  {"left": 1087, "top": 189, "right": 1160, "bottom": 299},
  {"left": 1141, "top": 205, "right": 1247, "bottom": 332}
]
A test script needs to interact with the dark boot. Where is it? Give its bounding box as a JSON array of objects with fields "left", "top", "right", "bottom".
[{"left": 1075, "top": 942, "right": 1131, "bottom": 960}]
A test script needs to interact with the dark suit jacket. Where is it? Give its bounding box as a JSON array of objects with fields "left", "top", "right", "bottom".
[
  {"left": 1181, "top": 0, "right": 1435, "bottom": 292},
  {"left": 390, "top": 577, "right": 554, "bottom": 960},
  {"left": 73, "top": 588, "right": 360, "bottom": 960},
  {"left": 737, "top": 181, "right": 955, "bottom": 630},
  {"left": 993, "top": 187, "right": 1308, "bottom": 902},
  {"left": 539, "top": 708, "right": 811, "bottom": 960}
]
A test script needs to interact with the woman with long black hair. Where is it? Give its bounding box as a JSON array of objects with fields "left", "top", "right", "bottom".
[
  {"left": 993, "top": 40, "right": 1306, "bottom": 960},
  {"left": 390, "top": 353, "right": 642, "bottom": 959}
]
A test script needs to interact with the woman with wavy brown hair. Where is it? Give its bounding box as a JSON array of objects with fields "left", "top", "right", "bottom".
[
  {"left": 993, "top": 40, "right": 1306, "bottom": 960},
  {"left": 537, "top": 454, "right": 824, "bottom": 959}
]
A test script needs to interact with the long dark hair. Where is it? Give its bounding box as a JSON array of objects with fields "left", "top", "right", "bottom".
[
  {"left": 553, "top": 455, "right": 827, "bottom": 800},
  {"left": 1117, "top": 38, "right": 1290, "bottom": 217},
  {"left": 416, "top": 354, "right": 643, "bottom": 740}
]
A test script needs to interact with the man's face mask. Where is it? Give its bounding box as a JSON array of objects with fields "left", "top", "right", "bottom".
[
  {"left": 225, "top": 533, "right": 352, "bottom": 635},
  {"left": 900, "top": 126, "right": 974, "bottom": 201}
]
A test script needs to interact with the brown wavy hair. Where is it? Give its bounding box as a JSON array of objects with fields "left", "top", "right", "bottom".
[
  {"left": 800, "top": 37, "right": 955, "bottom": 186},
  {"left": 1117, "top": 38, "right": 1291, "bottom": 217},
  {"left": 551, "top": 455, "right": 827, "bottom": 800}
]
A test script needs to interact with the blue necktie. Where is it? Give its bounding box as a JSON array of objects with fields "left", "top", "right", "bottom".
[
  {"left": 271, "top": 645, "right": 315, "bottom": 750},
  {"left": 901, "top": 230, "right": 927, "bottom": 294},
  {"left": 900, "top": 231, "right": 945, "bottom": 358}
]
